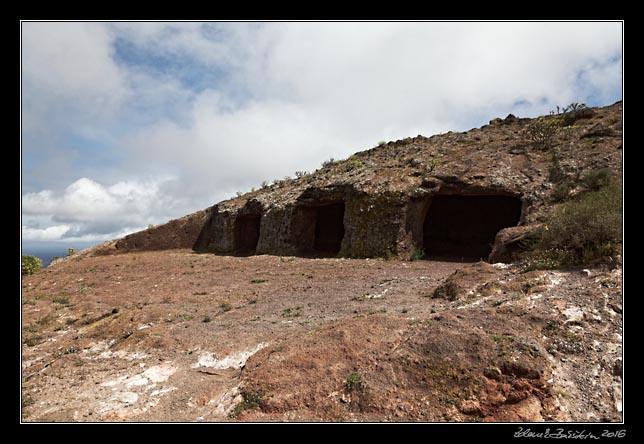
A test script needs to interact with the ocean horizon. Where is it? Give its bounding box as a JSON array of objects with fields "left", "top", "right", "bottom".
[{"left": 22, "top": 241, "right": 103, "bottom": 268}]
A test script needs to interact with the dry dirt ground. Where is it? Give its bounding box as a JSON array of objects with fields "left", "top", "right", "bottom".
[{"left": 21, "top": 250, "right": 622, "bottom": 423}]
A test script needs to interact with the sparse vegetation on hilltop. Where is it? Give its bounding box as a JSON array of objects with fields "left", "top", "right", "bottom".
[{"left": 527, "top": 103, "right": 591, "bottom": 150}]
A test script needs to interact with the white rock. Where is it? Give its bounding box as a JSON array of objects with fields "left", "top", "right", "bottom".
[
  {"left": 192, "top": 343, "right": 268, "bottom": 370},
  {"left": 563, "top": 306, "right": 584, "bottom": 324},
  {"left": 117, "top": 392, "right": 139, "bottom": 404},
  {"left": 125, "top": 375, "right": 149, "bottom": 388},
  {"left": 142, "top": 364, "right": 176, "bottom": 383}
]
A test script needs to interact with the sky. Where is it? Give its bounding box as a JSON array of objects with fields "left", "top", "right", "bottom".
[{"left": 21, "top": 21, "right": 623, "bottom": 249}]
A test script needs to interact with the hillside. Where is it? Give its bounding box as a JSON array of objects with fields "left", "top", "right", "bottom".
[
  {"left": 22, "top": 102, "right": 623, "bottom": 423},
  {"left": 91, "top": 101, "right": 622, "bottom": 262}
]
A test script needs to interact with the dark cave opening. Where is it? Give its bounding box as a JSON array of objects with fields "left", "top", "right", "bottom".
[
  {"left": 293, "top": 201, "right": 345, "bottom": 256},
  {"left": 313, "top": 202, "right": 345, "bottom": 254},
  {"left": 423, "top": 195, "right": 522, "bottom": 261},
  {"left": 234, "top": 215, "right": 261, "bottom": 253}
]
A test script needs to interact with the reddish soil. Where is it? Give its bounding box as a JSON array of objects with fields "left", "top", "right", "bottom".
[{"left": 21, "top": 250, "right": 622, "bottom": 423}]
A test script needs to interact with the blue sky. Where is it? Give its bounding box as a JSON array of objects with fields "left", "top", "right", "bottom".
[{"left": 21, "top": 21, "right": 623, "bottom": 248}]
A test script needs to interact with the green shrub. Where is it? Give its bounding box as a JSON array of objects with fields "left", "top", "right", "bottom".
[
  {"left": 525, "top": 179, "right": 621, "bottom": 269},
  {"left": 551, "top": 183, "right": 573, "bottom": 202},
  {"left": 321, "top": 158, "right": 336, "bottom": 168},
  {"left": 346, "top": 371, "right": 362, "bottom": 390},
  {"left": 427, "top": 157, "right": 440, "bottom": 173},
  {"left": 22, "top": 255, "right": 42, "bottom": 275},
  {"left": 580, "top": 168, "right": 613, "bottom": 192},
  {"left": 563, "top": 102, "right": 587, "bottom": 112},
  {"left": 295, "top": 171, "right": 308, "bottom": 179},
  {"left": 231, "top": 390, "right": 264, "bottom": 418},
  {"left": 560, "top": 103, "right": 594, "bottom": 126},
  {"left": 410, "top": 248, "right": 425, "bottom": 261},
  {"left": 526, "top": 116, "right": 560, "bottom": 150},
  {"left": 338, "top": 159, "right": 364, "bottom": 172}
]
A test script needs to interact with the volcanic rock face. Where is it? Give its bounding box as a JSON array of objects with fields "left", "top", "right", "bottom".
[{"left": 102, "top": 101, "right": 622, "bottom": 261}]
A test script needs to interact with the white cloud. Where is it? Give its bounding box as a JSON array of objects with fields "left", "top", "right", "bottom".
[
  {"left": 21, "top": 177, "right": 179, "bottom": 241},
  {"left": 260, "top": 22, "right": 621, "bottom": 126},
  {"left": 21, "top": 224, "right": 72, "bottom": 242},
  {"left": 21, "top": 21, "right": 130, "bottom": 188},
  {"left": 21, "top": 22, "right": 128, "bottom": 116},
  {"left": 123, "top": 94, "right": 352, "bottom": 198}
]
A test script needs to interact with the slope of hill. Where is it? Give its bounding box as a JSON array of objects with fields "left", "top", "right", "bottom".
[{"left": 85, "top": 101, "right": 622, "bottom": 264}]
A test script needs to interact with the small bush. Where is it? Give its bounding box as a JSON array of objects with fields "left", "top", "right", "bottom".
[
  {"left": 580, "top": 168, "right": 613, "bottom": 192},
  {"left": 563, "top": 102, "right": 587, "bottom": 112},
  {"left": 551, "top": 183, "right": 573, "bottom": 202},
  {"left": 410, "top": 248, "right": 425, "bottom": 261},
  {"left": 53, "top": 296, "right": 70, "bottom": 305},
  {"left": 526, "top": 116, "right": 560, "bottom": 150},
  {"left": 321, "top": 158, "right": 336, "bottom": 168},
  {"left": 338, "top": 159, "right": 364, "bottom": 172},
  {"left": 23, "top": 335, "right": 43, "bottom": 347},
  {"left": 562, "top": 108, "right": 595, "bottom": 126},
  {"left": 346, "top": 371, "right": 362, "bottom": 390},
  {"left": 282, "top": 306, "right": 302, "bottom": 318},
  {"left": 261, "top": 181, "right": 269, "bottom": 189},
  {"left": 22, "top": 255, "right": 42, "bottom": 275},
  {"left": 202, "top": 315, "right": 211, "bottom": 323},
  {"left": 295, "top": 171, "right": 308, "bottom": 179},
  {"left": 427, "top": 157, "right": 440, "bottom": 173},
  {"left": 525, "top": 179, "right": 621, "bottom": 269},
  {"left": 231, "top": 390, "right": 264, "bottom": 418}
]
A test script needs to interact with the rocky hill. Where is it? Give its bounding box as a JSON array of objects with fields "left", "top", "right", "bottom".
[
  {"left": 94, "top": 101, "right": 621, "bottom": 263},
  {"left": 22, "top": 102, "right": 623, "bottom": 423}
]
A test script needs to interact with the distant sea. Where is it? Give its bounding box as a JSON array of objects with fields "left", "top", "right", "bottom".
[
  {"left": 23, "top": 250, "right": 65, "bottom": 268},
  {"left": 22, "top": 241, "right": 101, "bottom": 268}
]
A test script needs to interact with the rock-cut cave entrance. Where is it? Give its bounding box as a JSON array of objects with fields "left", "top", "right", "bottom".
[
  {"left": 234, "top": 215, "right": 261, "bottom": 254},
  {"left": 293, "top": 202, "right": 345, "bottom": 256},
  {"left": 423, "top": 195, "right": 522, "bottom": 261},
  {"left": 314, "top": 203, "right": 345, "bottom": 254}
]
